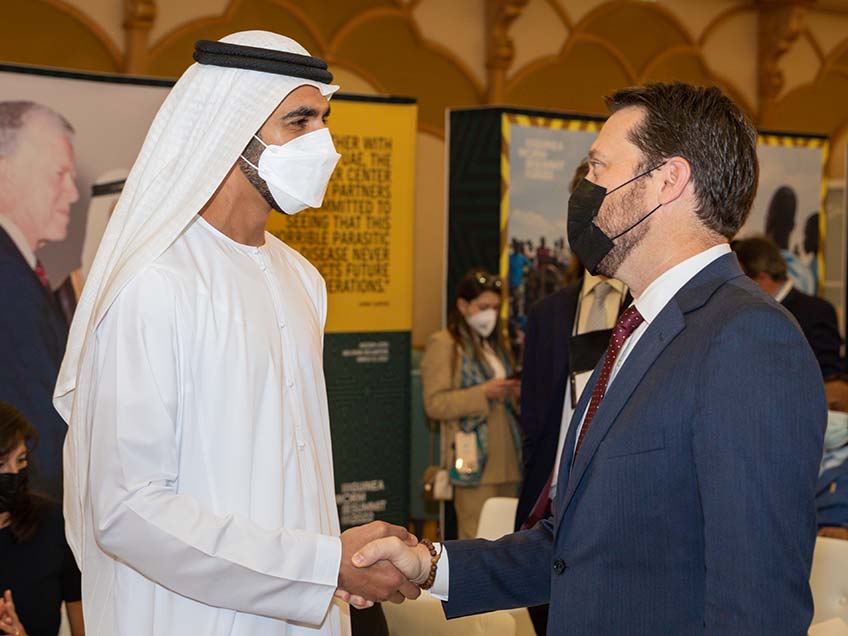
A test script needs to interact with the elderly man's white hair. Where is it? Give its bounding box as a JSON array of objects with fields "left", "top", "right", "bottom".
[
  {"left": 0, "top": 100, "right": 74, "bottom": 156},
  {"left": 56, "top": 30, "right": 338, "bottom": 559}
]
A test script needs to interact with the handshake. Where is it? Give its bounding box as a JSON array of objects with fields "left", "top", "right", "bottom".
[{"left": 335, "top": 521, "right": 438, "bottom": 610}]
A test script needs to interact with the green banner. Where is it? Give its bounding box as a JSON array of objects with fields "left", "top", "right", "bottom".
[{"left": 325, "top": 331, "right": 410, "bottom": 530}]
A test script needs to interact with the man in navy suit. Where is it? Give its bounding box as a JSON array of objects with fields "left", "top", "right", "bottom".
[
  {"left": 0, "top": 101, "right": 78, "bottom": 498},
  {"left": 733, "top": 235, "right": 842, "bottom": 378},
  {"left": 352, "top": 83, "right": 826, "bottom": 635}
]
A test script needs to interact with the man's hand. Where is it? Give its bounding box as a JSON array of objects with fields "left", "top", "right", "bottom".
[
  {"left": 336, "top": 522, "right": 421, "bottom": 608},
  {"left": 353, "top": 537, "right": 433, "bottom": 586}
]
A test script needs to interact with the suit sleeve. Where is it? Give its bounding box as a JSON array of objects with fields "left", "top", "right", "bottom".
[
  {"left": 519, "top": 301, "right": 544, "bottom": 467},
  {"left": 88, "top": 267, "right": 340, "bottom": 626},
  {"left": 441, "top": 518, "right": 554, "bottom": 618},
  {"left": 693, "top": 303, "right": 825, "bottom": 635},
  {"left": 420, "top": 332, "right": 489, "bottom": 421}
]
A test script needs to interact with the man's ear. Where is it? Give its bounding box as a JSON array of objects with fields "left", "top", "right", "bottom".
[{"left": 657, "top": 156, "right": 691, "bottom": 206}]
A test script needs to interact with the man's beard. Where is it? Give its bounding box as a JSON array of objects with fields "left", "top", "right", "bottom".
[
  {"left": 239, "top": 137, "right": 278, "bottom": 211},
  {"left": 595, "top": 180, "right": 652, "bottom": 278}
]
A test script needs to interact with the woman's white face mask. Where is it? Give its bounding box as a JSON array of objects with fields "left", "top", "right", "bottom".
[
  {"left": 242, "top": 127, "right": 341, "bottom": 215},
  {"left": 466, "top": 308, "right": 498, "bottom": 338}
]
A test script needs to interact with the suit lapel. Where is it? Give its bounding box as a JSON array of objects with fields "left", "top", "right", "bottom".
[
  {"left": 556, "top": 306, "right": 685, "bottom": 518},
  {"left": 554, "top": 253, "right": 746, "bottom": 520},
  {"left": 0, "top": 227, "right": 48, "bottom": 294},
  {"left": 552, "top": 352, "right": 602, "bottom": 518}
]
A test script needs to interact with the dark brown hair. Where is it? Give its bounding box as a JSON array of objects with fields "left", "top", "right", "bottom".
[
  {"left": 605, "top": 82, "right": 758, "bottom": 239},
  {"left": 731, "top": 236, "right": 788, "bottom": 282},
  {"left": 0, "top": 402, "right": 48, "bottom": 543},
  {"left": 447, "top": 269, "right": 514, "bottom": 367}
]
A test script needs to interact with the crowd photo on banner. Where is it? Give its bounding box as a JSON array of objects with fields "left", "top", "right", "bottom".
[{"left": 0, "top": 17, "right": 847, "bottom": 636}]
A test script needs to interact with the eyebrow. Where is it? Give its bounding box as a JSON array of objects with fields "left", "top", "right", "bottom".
[
  {"left": 282, "top": 104, "right": 331, "bottom": 121},
  {"left": 588, "top": 148, "right": 605, "bottom": 162}
]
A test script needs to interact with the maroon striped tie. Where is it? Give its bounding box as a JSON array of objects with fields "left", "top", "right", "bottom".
[
  {"left": 573, "top": 305, "right": 644, "bottom": 457},
  {"left": 521, "top": 305, "right": 644, "bottom": 529}
]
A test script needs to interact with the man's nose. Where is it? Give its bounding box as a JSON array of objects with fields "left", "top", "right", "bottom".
[{"left": 67, "top": 175, "right": 80, "bottom": 204}]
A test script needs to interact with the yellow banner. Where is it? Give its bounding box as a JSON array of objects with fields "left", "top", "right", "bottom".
[{"left": 267, "top": 97, "right": 417, "bottom": 333}]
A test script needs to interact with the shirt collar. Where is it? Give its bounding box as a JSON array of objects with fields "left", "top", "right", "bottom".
[
  {"left": 633, "top": 243, "right": 731, "bottom": 324},
  {"left": 581, "top": 271, "right": 627, "bottom": 299},
  {"left": 0, "top": 214, "right": 37, "bottom": 269},
  {"left": 774, "top": 280, "right": 793, "bottom": 303}
]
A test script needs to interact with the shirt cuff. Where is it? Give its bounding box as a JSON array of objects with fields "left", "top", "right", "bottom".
[{"left": 428, "top": 542, "right": 450, "bottom": 600}]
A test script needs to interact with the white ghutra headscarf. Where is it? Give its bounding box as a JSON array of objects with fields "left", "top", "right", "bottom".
[{"left": 55, "top": 30, "right": 338, "bottom": 559}]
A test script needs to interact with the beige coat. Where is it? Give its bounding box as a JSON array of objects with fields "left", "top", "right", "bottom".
[{"left": 420, "top": 330, "right": 521, "bottom": 487}]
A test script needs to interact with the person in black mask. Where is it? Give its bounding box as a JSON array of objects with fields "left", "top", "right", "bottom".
[
  {"left": 566, "top": 159, "right": 665, "bottom": 277},
  {"left": 0, "top": 402, "right": 83, "bottom": 636},
  {"left": 349, "top": 83, "right": 824, "bottom": 636}
]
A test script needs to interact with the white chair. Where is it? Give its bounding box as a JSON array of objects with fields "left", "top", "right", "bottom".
[
  {"left": 810, "top": 537, "right": 848, "bottom": 626},
  {"left": 59, "top": 603, "right": 71, "bottom": 636},
  {"left": 475, "top": 497, "right": 520, "bottom": 540},
  {"left": 474, "top": 497, "right": 536, "bottom": 636},
  {"left": 810, "top": 618, "right": 848, "bottom": 636},
  {"left": 382, "top": 590, "right": 516, "bottom": 636}
]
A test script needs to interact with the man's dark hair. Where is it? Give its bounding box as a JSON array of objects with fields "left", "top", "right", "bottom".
[
  {"left": 0, "top": 101, "right": 74, "bottom": 158},
  {"left": 731, "top": 236, "right": 787, "bottom": 282},
  {"left": 605, "top": 82, "right": 758, "bottom": 239}
]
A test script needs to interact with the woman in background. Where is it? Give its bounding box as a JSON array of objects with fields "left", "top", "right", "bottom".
[
  {"left": 421, "top": 269, "right": 521, "bottom": 539},
  {"left": 0, "top": 402, "right": 83, "bottom": 636}
]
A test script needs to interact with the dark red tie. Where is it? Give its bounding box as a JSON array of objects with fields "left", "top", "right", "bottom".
[
  {"left": 34, "top": 260, "right": 50, "bottom": 289},
  {"left": 521, "top": 305, "right": 645, "bottom": 530},
  {"left": 573, "top": 305, "right": 644, "bottom": 457}
]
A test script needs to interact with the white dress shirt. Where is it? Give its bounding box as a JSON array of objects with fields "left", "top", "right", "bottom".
[
  {"left": 774, "top": 280, "right": 793, "bottom": 303},
  {"left": 0, "top": 214, "right": 37, "bottom": 268},
  {"left": 431, "top": 243, "right": 732, "bottom": 600}
]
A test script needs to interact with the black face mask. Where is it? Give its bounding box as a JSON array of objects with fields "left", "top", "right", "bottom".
[
  {"left": 567, "top": 163, "right": 665, "bottom": 275},
  {"left": 0, "top": 470, "right": 28, "bottom": 513}
]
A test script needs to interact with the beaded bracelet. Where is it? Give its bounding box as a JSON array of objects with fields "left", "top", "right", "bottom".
[{"left": 418, "top": 538, "right": 443, "bottom": 590}]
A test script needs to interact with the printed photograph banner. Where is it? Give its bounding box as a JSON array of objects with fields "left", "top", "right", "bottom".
[
  {"left": 738, "top": 133, "right": 829, "bottom": 295},
  {"left": 0, "top": 64, "right": 172, "bottom": 290},
  {"left": 502, "top": 113, "right": 602, "bottom": 330},
  {"left": 267, "top": 95, "right": 416, "bottom": 334}
]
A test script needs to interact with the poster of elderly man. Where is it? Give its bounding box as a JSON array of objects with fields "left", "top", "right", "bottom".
[{"left": 0, "top": 66, "right": 171, "bottom": 498}]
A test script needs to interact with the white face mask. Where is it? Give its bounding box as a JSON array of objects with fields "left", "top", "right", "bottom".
[
  {"left": 467, "top": 307, "right": 498, "bottom": 339},
  {"left": 242, "top": 128, "right": 341, "bottom": 215},
  {"left": 825, "top": 410, "right": 848, "bottom": 451}
]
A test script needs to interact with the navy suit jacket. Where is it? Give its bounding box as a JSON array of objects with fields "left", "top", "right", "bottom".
[
  {"left": 781, "top": 287, "right": 843, "bottom": 378},
  {"left": 443, "top": 254, "right": 826, "bottom": 635},
  {"left": 0, "top": 227, "right": 68, "bottom": 498},
  {"left": 514, "top": 283, "right": 580, "bottom": 531}
]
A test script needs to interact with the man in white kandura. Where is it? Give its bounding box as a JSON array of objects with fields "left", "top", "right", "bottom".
[{"left": 54, "top": 31, "right": 418, "bottom": 636}]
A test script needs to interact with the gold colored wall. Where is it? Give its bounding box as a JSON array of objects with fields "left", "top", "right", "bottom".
[{"left": 3, "top": 0, "right": 847, "bottom": 345}]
